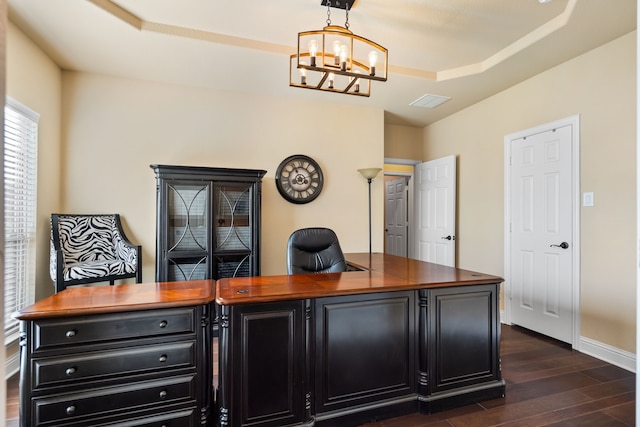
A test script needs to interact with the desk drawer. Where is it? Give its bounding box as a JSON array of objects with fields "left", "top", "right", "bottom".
[
  {"left": 32, "top": 341, "right": 196, "bottom": 389},
  {"left": 33, "top": 375, "right": 196, "bottom": 425},
  {"left": 106, "top": 409, "right": 197, "bottom": 426},
  {"left": 32, "top": 308, "right": 196, "bottom": 351}
]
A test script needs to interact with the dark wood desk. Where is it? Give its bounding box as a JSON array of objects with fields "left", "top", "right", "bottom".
[
  {"left": 216, "top": 253, "right": 505, "bottom": 427},
  {"left": 17, "top": 254, "right": 504, "bottom": 427}
]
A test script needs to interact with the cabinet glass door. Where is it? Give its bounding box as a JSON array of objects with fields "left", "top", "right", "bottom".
[
  {"left": 165, "top": 183, "right": 210, "bottom": 281},
  {"left": 168, "top": 184, "right": 209, "bottom": 251},
  {"left": 214, "top": 254, "right": 251, "bottom": 278},
  {"left": 167, "top": 258, "right": 208, "bottom": 281},
  {"left": 214, "top": 184, "right": 252, "bottom": 252}
]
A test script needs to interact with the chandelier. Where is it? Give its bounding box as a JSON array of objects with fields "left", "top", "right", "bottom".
[{"left": 289, "top": 0, "right": 388, "bottom": 97}]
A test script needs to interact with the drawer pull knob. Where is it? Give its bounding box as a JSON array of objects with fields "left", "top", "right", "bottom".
[
  {"left": 65, "top": 367, "right": 76, "bottom": 376},
  {"left": 159, "top": 354, "right": 167, "bottom": 362},
  {"left": 159, "top": 390, "right": 167, "bottom": 399},
  {"left": 159, "top": 320, "right": 168, "bottom": 328},
  {"left": 65, "top": 330, "right": 76, "bottom": 338},
  {"left": 66, "top": 405, "right": 76, "bottom": 415}
]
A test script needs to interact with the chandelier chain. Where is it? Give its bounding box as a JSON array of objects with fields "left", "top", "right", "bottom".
[
  {"left": 345, "top": 3, "right": 350, "bottom": 29},
  {"left": 326, "top": 0, "right": 332, "bottom": 26}
]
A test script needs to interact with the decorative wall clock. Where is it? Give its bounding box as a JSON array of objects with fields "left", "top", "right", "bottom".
[{"left": 275, "top": 154, "right": 324, "bottom": 204}]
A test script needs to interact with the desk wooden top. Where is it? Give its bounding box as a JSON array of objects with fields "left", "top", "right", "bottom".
[
  {"left": 216, "top": 253, "right": 503, "bottom": 305},
  {"left": 16, "top": 280, "right": 215, "bottom": 320},
  {"left": 17, "top": 254, "right": 503, "bottom": 319}
]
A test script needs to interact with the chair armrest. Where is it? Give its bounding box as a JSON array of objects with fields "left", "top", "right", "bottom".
[
  {"left": 113, "top": 215, "right": 139, "bottom": 259},
  {"left": 112, "top": 214, "right": 142, "bottom": 283}
]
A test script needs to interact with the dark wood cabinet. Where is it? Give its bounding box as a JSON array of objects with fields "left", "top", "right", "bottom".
[
  {"left": 151, "top": 165, "right": 266, "bottom": 282},
  {"left": 18, "top": 301, "right": 213, "bottom": 427}
]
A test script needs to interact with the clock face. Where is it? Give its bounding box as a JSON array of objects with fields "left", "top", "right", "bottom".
[{"left": 275, "top": 155, "right": 324, "bottom": 204}]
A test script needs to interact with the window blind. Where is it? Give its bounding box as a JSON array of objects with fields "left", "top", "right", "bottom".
[{"left": 4, "top": 98, "right": 38, "bottom": 343}]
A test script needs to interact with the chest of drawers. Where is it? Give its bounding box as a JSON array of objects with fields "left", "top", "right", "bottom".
[{"left": 17, "top": 281, "right": 214, "bottom": 427}]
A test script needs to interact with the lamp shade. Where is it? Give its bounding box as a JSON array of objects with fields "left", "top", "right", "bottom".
[{"left": 358, "top": 168, "right": 382, "bottom": 180}]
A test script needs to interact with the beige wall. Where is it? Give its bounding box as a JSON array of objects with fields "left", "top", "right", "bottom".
[
  {"left": 7, "top": 21, "right": 62, "bottom": 300},
  {"left": 385, "top": 124, "right": 423, "bottom": 160},
  {"left": 60, "top": 72, "right": 385, "bottom": 283},
  {"left": 423, "top": 31, "right": 637, "bottom": 352}
]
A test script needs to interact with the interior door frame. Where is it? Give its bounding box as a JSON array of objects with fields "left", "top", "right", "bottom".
[
  {"left": 503, "top": 114, "right": 581, "bottom": 349},
  {"left": 384, "top": 158, "right": 420, "bottom": 259}
]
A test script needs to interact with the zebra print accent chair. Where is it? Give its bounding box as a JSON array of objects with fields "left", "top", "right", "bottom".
[{"left": 50, "top": 214, "right": 142, "bottom": 293}]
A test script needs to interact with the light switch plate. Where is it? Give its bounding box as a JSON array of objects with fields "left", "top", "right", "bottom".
[{"left": 583, "top": 192, "right": 594, "bottom": 207}]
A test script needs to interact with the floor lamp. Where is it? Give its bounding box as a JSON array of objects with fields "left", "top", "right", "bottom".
[{"left": 357, "top": 168, "right": 382, "bottom": 255}]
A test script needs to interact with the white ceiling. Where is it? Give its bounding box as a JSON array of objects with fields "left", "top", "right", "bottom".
[{"left": 8, "top": 0, "right": 637, "bottom": 127}]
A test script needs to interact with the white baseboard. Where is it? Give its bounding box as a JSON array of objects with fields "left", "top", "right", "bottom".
[
  {"left": 5, "top": 351, "right": 20, "bottom": 379},
  {"left": 579, "top": 336, "right": 636, "bottom": 373},
  {"left": 500, "top": 312, "right": 636, "bottom": 374}
]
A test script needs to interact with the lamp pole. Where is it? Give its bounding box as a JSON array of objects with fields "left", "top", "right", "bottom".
[
  {"left": 366, "top": 177, "right": 373, "bottom": 254},
  {"left": 357, "top": 168, "right": 382, "bottom": 255}
]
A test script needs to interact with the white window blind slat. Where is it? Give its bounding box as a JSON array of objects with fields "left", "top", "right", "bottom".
[{"left": 4, "top": 97, "right": 38, "bottom": 343}]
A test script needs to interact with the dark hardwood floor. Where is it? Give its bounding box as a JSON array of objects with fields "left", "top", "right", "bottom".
[
  {"left": 361, "top": 325, "right": 635, "bottom": 427},
  {"left": 6, "top": 325, "right": 635, "bottom": 426}
]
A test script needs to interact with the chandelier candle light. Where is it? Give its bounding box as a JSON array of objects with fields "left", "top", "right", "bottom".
[{"left": 290, "top": 0, "right": 388, "bottom": 97}]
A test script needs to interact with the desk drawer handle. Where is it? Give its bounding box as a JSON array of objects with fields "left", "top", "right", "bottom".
[
  {"left": 159, "top": 354, "right": 167, "bottom": 363},
  {"left": 159, "top": 320, "right": 168, "bottom": 328},
  {"left": 159, "top": 390, "right": 167, "bottom": 399},
  {"left": 66, "top": 405, "right": 76, "bottom": 415},
  {"left": 65, "top": 330, "right": 76, "bottom": 338},
  {"left": 65, "top": 367, "right": 76, "bottom": 376}
]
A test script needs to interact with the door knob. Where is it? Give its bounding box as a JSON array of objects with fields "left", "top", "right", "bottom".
[
  {"left": 441, "top": 235, "right": 455, "bottom": 241},
  {"left": 550, "top": 242, "right": 569, "bottom": 249}
]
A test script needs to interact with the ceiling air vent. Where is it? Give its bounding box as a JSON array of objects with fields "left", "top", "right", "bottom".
[{"left": 410, "top": 94, "right": 451, "bottom": 109}]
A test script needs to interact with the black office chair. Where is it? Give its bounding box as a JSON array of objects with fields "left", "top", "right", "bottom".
[{"left": 287, "top": 227, "right": 347, "bottom": 274}]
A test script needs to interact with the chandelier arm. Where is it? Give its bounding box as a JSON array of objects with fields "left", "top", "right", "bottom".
[
  {"left": 343, "top": 78, "right": 357, "bottom": 92},
  {"left": 316, "top": 72, "right": 329, "bottom": 89}
]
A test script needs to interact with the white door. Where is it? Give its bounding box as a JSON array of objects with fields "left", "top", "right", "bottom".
[
  {"left": 385, "top": 177, "right": 408, "bottom": 256},
  {"left": 414, "top": 155, "right": 456, "bottom": 267},
  {"left": 506, "top": 118, "right": 578, "bottom": 345}
]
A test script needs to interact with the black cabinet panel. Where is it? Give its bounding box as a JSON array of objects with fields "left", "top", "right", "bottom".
[
  {"left": 314, "top": 292, "right": 415, "bottom": 413},
  {"left": 219, "top": 301, "right": 306, "bottom": 427},
  {"left": 428, "top": 286, "right": 499, "bottom": 393}
]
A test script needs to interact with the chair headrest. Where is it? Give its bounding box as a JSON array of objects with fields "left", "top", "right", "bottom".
[
  {"left": 287, "top": 227, "right": 346, "bottom": 274},
  {"left": 288, "top": 227, "right": 340, "bottom": 252}
]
